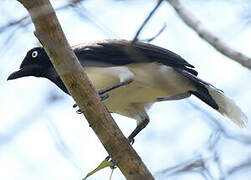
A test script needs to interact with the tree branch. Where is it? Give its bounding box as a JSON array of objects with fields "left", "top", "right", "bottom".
[
  {"left": 16, "top": 0, "right": 154, "bottom": 179},
  {"left": 132, "top": 0, "right": 164, "bottom": 44},
  {"left": 0, "top": 0, "right": 82, "bottom": 34},
  {"left": 167, "top": 0, "right": 251, "bottom": 70}
]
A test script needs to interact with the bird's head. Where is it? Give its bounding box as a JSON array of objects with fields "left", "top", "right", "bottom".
[{"left": 7, "top": 47, "right": 54, "bottom": 80}]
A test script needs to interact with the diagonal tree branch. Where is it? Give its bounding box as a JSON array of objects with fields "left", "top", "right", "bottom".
[
  {"left": 16, "top": 0, "right": 154, "bottom": 179},
  {"left": 167, "top": 0, "right": 251, "bottom": 70}
]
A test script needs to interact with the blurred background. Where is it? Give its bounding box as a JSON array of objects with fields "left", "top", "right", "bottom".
[{"left": 1, "top": 0, "right": 251, "bottom": 179}]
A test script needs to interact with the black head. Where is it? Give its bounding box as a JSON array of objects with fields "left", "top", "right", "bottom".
[
  {"left": 7, "top": 47, "right": 54, "bottom": 80},
  {"left": 7, "top": 47, "right": 69, "bottom": 94}
]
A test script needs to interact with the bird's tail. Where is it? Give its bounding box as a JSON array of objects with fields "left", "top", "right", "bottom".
[
  {"left": 175, "top": 68, "right": 247, "bottom": 128},
  {"left": 206, "top": 86, "right": 248, "bottom": 128}
]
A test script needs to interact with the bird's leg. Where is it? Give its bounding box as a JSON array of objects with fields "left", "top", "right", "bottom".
[
  {"left": 98, "top": 67, "right": 135, "bottom": 96},
  {"left": 128, "top": 118, "right": 149, "bottom": 144},
  {"left": 73, "top": 79, "right": 133, "bottom": 114},
  {"left": 101, "top": 118, "right": 149, "bottom": 168},
  {"left": 98, "top": 79, "right": 133, "bottom": 95}
]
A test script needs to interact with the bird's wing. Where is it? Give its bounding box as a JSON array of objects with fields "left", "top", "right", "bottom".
[{"left": 73, "top": 39, "right": 198, "bottom": 76}]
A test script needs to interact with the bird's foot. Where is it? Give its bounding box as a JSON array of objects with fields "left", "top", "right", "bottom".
[
  {"left": 100, "top": 93, "right": 109, "bottom": 101},
  {"left": 76, "top": 109, "right": 82, "bottom": 114},
  {"left": 105, "top": 156, "right": 119, "bottom": 169},
  {"left": 72, "top": 93, "right": 109, "bottom": 114},
  {"left": 128, "top": 137, "right": 135, "bottom": 145},
  {"left": 73, "top": 104, "right": 82, "bottom": 114}
]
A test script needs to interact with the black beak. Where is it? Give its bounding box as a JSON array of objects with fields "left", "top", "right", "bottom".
[{"left": 7, "top": 64, "right": 41, "bottom": 80}]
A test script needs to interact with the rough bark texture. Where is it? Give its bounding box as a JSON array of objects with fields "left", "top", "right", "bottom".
[
  {"left": 168, "top": 0, "right": 251, "bottom": 70},
  {"left": 16, "top": 0, "right": 154, "bottom": 179}
]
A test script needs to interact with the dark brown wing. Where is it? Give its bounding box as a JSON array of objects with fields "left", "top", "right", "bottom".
[{"left": 73, "top": 39, "right": 198, "bottom": 76}]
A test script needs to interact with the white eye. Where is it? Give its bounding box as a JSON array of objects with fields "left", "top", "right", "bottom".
[{"left": 32, "top": 51, "right": 38, "bottom": 58}]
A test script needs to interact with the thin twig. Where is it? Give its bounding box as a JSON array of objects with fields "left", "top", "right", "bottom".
[
  {"left": 156, "top": 155, "right": 208, "bottom": 178},
  {"left": 187, "top": 100, "right": 251, "bottom": 144},
  {"left": 72, "top": 4, "right": 117, "bottom": 38},
  {"left": 0, "top": 0, "right": 82, "bottom": 34},
  {"left": 226, "top": 157, "right": 251, "bottom": 178},
  {"left": 142, "top": 23, "right": 167, "bottom": 42},
  {"left": 132, "top": 0, "right": 164, "bottom": 44},
  {"left": 0, "top": 15, "right": 29, "bottom": 33}
]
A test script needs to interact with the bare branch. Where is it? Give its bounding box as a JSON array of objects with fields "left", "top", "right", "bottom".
[
  {"left": 226, "top": 157, "right": 251, "bottom": 178},
  {"left": 156, "top": 155, "right": 211, "bottom": 179},
  {"left": 0, "top": 15, "right": 29, "bottom": 33},
  {"left": 0, "top": 0, "right": 81, "bottom": 34},
  {"left": 187, "top": 100, "right": 251, "bottom": 144},
  {"left": 142, "top": 23, "right": 167, "bottom": 43},
  {"left": 16, "top": 0, "right": 154, "bottom": 179},
  {"left": 132, "top": 0, "right": 164, "bottom": 44},
  {"left": 167, "top": 0, "right": 251, "bottom": 70},
  {"left": 72, "top": 4, "right": 117, "bottom": 38}
]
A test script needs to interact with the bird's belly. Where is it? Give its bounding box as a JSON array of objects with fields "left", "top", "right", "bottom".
[{"left": 85, "top": 63, "right": 195, "bottom": 113}]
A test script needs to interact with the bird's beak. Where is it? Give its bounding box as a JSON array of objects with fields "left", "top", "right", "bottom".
[{"left": 7, "top": 64, "right": 41, "bottom": 80}]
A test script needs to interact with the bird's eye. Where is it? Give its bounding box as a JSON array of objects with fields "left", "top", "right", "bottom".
[{"left": 32, "top": 51, "right": 38, "bottom": 58}]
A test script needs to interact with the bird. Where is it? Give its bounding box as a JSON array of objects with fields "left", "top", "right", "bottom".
[{"left": 7, "top": 39, "right": 248, "bottom": 142}]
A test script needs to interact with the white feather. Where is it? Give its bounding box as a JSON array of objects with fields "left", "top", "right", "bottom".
[{"left": 208, "top": 87, "right": 248, "bottom": 128}]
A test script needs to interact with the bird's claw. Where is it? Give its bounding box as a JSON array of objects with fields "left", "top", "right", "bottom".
[
  {"left": 105, "top": 156, "right": 119, "bottom": 169},
  {"left": 72, "top": 93, "right": 109, "bottom": 114},
  {"left": 100, "top": 93, "right": 109, "bottom": 101},
  {"left": 128, "top": 138, "right": 135, "bottom": 145},
  {"left": 76, "top": 109, "right": 82, "bottom": 114},
  {"left": 73, "top": 104, "right": 83, "bottom": 114}
]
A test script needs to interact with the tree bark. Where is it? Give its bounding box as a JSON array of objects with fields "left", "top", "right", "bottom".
[{"left": 16, "top": 0, "right": 154, "bottom": 179}]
